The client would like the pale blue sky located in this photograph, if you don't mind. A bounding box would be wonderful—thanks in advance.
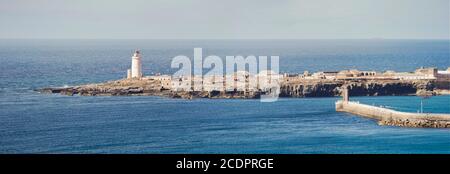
[0,0,448,39]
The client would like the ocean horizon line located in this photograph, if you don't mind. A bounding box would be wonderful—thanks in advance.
[0,38,448,41]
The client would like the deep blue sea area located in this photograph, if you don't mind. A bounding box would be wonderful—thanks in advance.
[0,39,449,153]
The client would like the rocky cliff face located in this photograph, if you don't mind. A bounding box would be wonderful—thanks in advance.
[280,80,434,97]
[346,81,415,96]
[280,82,342,97]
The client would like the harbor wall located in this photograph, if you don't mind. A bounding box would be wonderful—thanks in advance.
[336,101,450,128]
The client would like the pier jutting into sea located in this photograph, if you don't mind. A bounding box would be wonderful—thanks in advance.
[336,88,450,128]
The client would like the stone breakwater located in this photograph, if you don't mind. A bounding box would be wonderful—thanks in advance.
[336,101,450,128]
[38,78,437,99]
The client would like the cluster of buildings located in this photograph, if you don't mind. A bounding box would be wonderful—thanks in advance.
[124,50,280,92]
[283,67,450,82]
[149,71,281,92]
[125,50,450,91]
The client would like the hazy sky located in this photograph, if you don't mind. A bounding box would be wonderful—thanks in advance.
[0,0,448,39]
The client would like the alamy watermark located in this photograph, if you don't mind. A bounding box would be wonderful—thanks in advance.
[171,48,280,102]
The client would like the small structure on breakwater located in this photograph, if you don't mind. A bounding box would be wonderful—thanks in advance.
[335,88,450,128]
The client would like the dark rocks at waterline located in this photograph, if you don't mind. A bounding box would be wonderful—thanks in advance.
[169,90,263,99]
[378,119,450,128]
[37,86,263,99]
[346,82,417,96]
[280,82,342,97]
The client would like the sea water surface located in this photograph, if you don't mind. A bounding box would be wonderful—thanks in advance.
[0,39,449,153]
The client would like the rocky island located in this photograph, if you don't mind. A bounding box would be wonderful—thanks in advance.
[38,77,439,99]
[38,67,449,100]
[37,51,450,128]
[38,50,450,99]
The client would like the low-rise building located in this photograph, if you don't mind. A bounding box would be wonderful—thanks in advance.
[171,76,192,91]
[146,75,172,89]
[312,71,338,80]
[336,70,376,80]
[203,75,225,92]
[436,67,450,89]
[436,67,450,81]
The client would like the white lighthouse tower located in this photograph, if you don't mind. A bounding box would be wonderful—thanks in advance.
[127,50,143,79]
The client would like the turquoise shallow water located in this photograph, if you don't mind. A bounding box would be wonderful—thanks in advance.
[0,39,449,153]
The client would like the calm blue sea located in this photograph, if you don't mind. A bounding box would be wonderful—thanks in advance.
[0,39,449,153]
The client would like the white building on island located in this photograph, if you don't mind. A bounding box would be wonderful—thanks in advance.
[127,50,143,79]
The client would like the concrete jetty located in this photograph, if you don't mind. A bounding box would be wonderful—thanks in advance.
[335,88,450,128]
